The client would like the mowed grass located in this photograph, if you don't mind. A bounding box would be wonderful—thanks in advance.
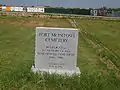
[0,16,120,90]
[76,19,120,57]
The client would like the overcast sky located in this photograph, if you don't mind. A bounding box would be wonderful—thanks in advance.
[0,0,120,8]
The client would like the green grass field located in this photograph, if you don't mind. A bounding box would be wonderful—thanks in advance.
[0,16,120,90]
[76,19,120,57]
[75,19,120,70]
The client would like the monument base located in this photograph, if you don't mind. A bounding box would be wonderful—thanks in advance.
[31,65,81,76]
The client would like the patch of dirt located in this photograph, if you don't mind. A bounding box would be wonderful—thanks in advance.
[0,19,45,27]
[22,20,45,27]
[0,20,4,24]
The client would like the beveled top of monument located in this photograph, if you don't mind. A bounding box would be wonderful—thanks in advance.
[36,27,78,31]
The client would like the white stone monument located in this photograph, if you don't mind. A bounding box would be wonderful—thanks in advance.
[32,27,80,75]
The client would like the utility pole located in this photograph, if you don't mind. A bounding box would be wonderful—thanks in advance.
[36,0,38,6]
